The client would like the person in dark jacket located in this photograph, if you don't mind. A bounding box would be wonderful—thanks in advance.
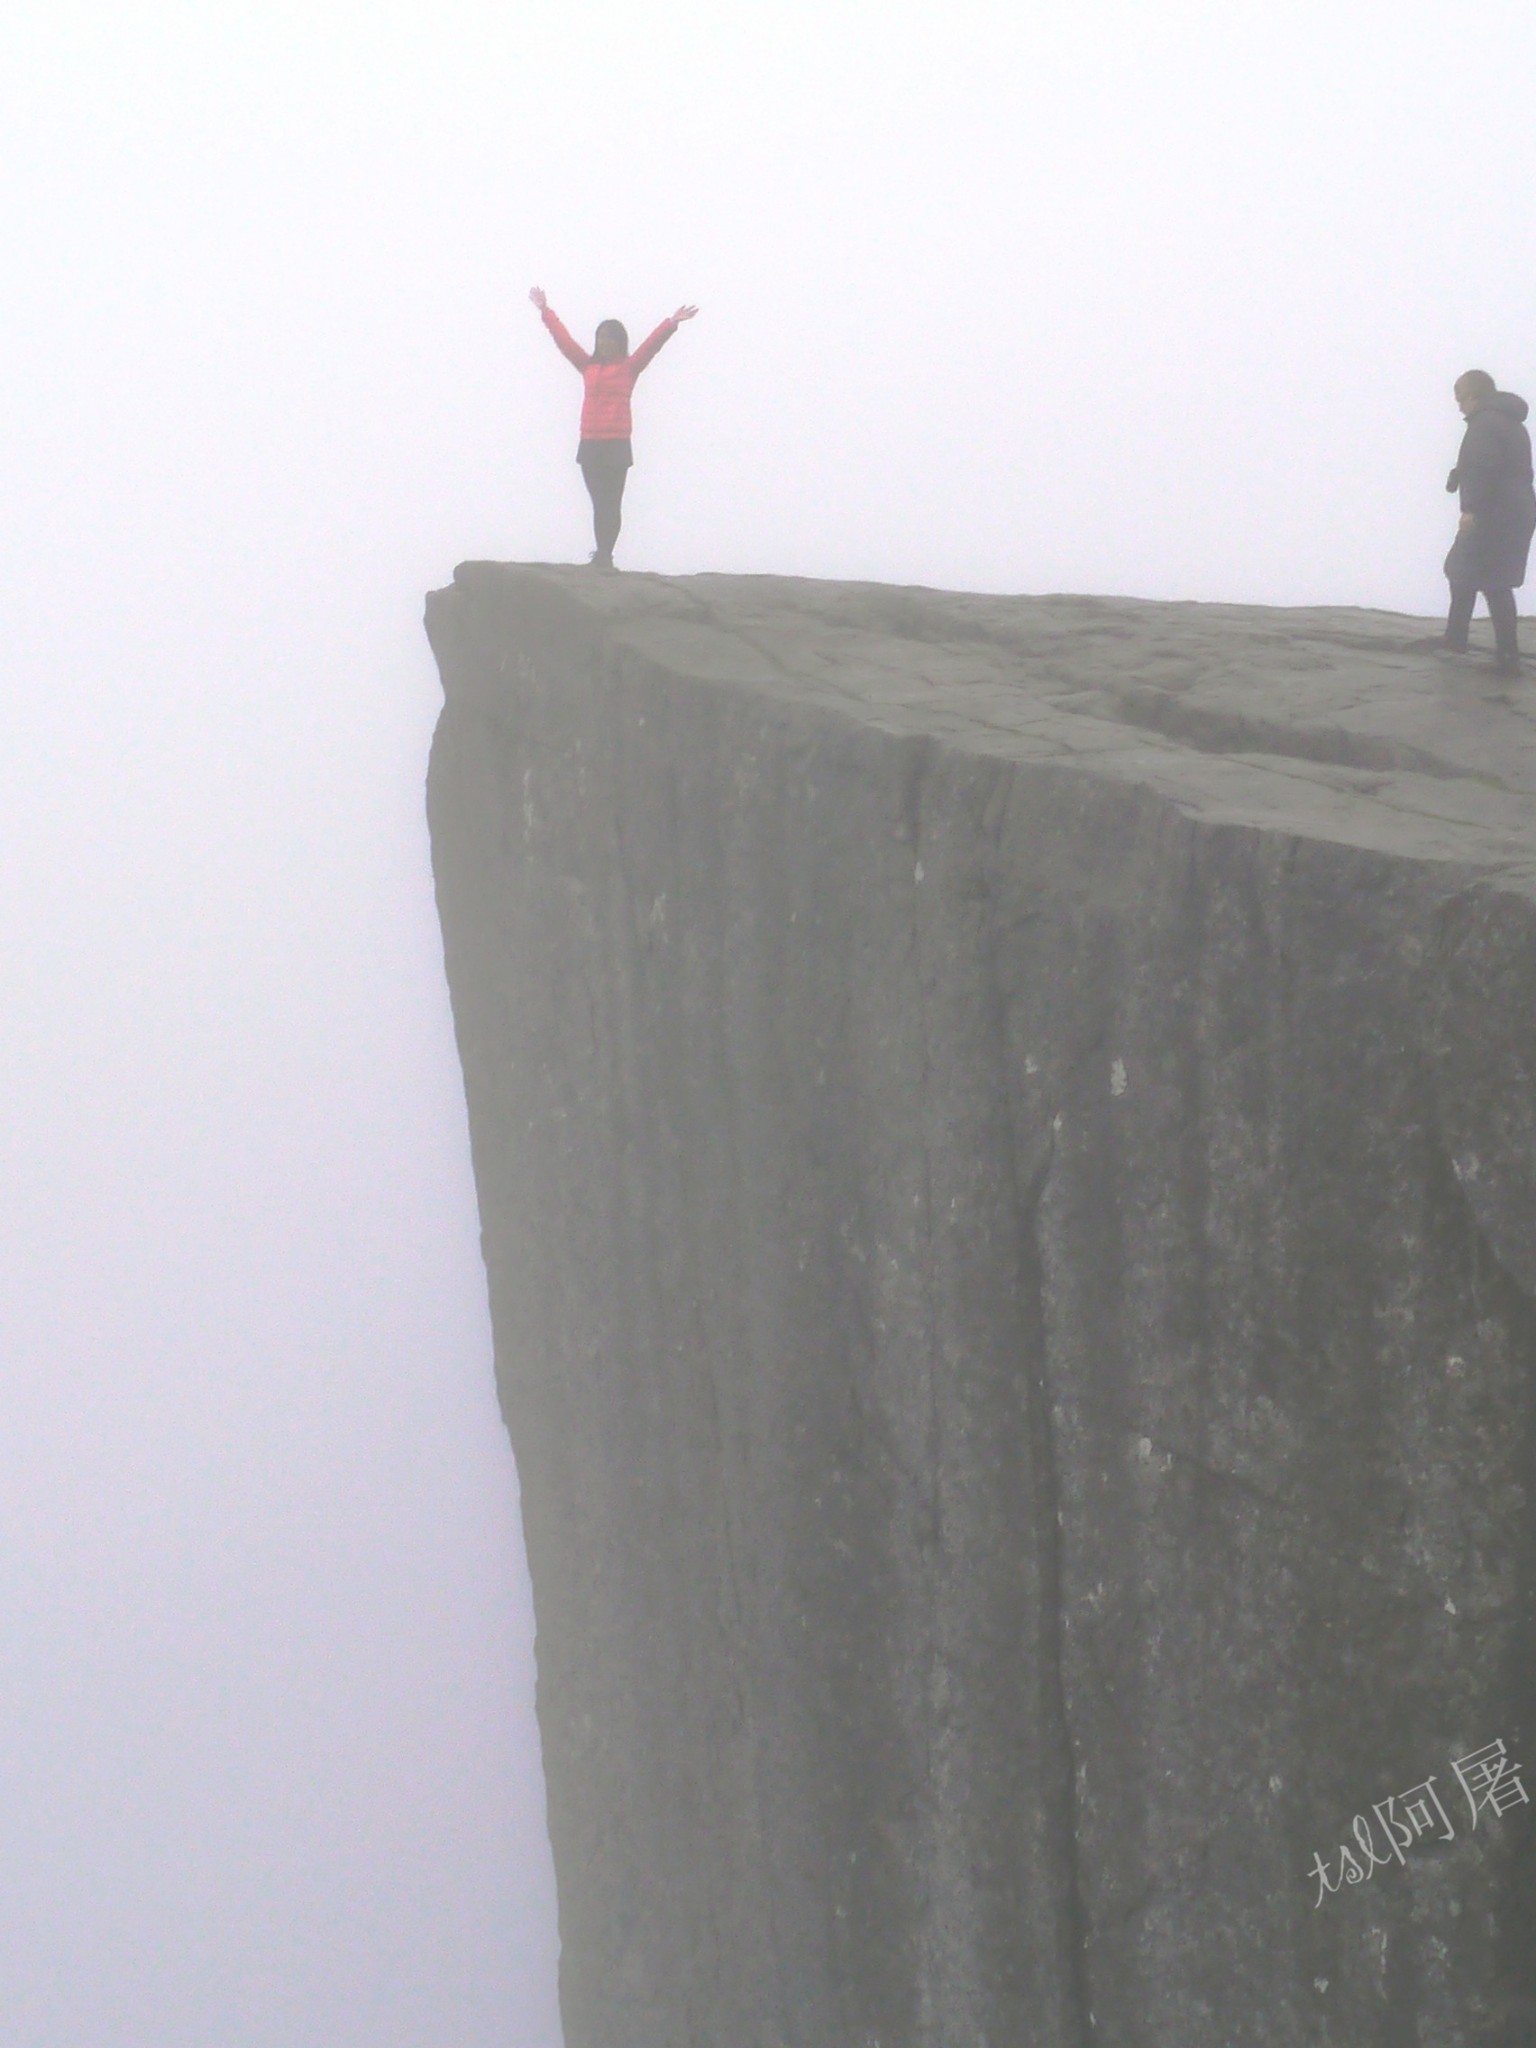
[529,287,698,569]
[1434,370,1536,677]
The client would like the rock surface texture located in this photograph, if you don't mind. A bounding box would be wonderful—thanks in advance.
[426,565,1536,2048]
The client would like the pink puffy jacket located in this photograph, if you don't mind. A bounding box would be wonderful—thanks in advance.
[540,307,678,440]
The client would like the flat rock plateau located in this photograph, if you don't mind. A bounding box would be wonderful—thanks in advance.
[426,565,1536,2048]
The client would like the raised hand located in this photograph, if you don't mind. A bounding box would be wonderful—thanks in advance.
[529,286,548,310]
[672,304,699,323]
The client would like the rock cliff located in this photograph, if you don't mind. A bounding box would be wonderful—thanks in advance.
[426,565,1536,2048]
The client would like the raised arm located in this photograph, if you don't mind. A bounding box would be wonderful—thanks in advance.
[529,286,590,370]
[627,303,699,377]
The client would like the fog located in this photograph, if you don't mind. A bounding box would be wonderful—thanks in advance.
[2,3,1532,2043]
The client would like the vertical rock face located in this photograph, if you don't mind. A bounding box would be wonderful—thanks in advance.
[426,564,1536,2048]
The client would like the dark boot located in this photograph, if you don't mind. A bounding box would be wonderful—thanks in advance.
[1443,584,1476,653]
[1487,587,1520,673]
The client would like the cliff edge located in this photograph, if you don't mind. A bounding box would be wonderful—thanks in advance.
[426,565,1536,2048]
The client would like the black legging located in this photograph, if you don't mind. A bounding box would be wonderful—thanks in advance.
[1447,582,1519,663]
[580,462,627,561]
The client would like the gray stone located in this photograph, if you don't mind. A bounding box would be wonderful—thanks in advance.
[426,565,1536,2048]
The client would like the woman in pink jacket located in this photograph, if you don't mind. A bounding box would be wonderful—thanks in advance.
[529,287,699,569]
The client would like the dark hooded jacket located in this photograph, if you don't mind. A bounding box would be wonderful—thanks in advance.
[1444,390,1536,589]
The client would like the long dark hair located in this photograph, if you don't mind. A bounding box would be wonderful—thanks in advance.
[595,318,629,355]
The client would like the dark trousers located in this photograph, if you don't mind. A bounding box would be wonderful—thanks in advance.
[1446,582,1519,663]
[577,441,631,562]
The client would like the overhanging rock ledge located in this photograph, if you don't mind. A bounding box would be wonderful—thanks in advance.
[426,563,1536,2048]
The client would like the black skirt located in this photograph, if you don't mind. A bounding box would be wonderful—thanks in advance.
[576,437,633,473]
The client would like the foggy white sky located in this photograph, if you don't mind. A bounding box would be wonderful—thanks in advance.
[3,4,1533,2043]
